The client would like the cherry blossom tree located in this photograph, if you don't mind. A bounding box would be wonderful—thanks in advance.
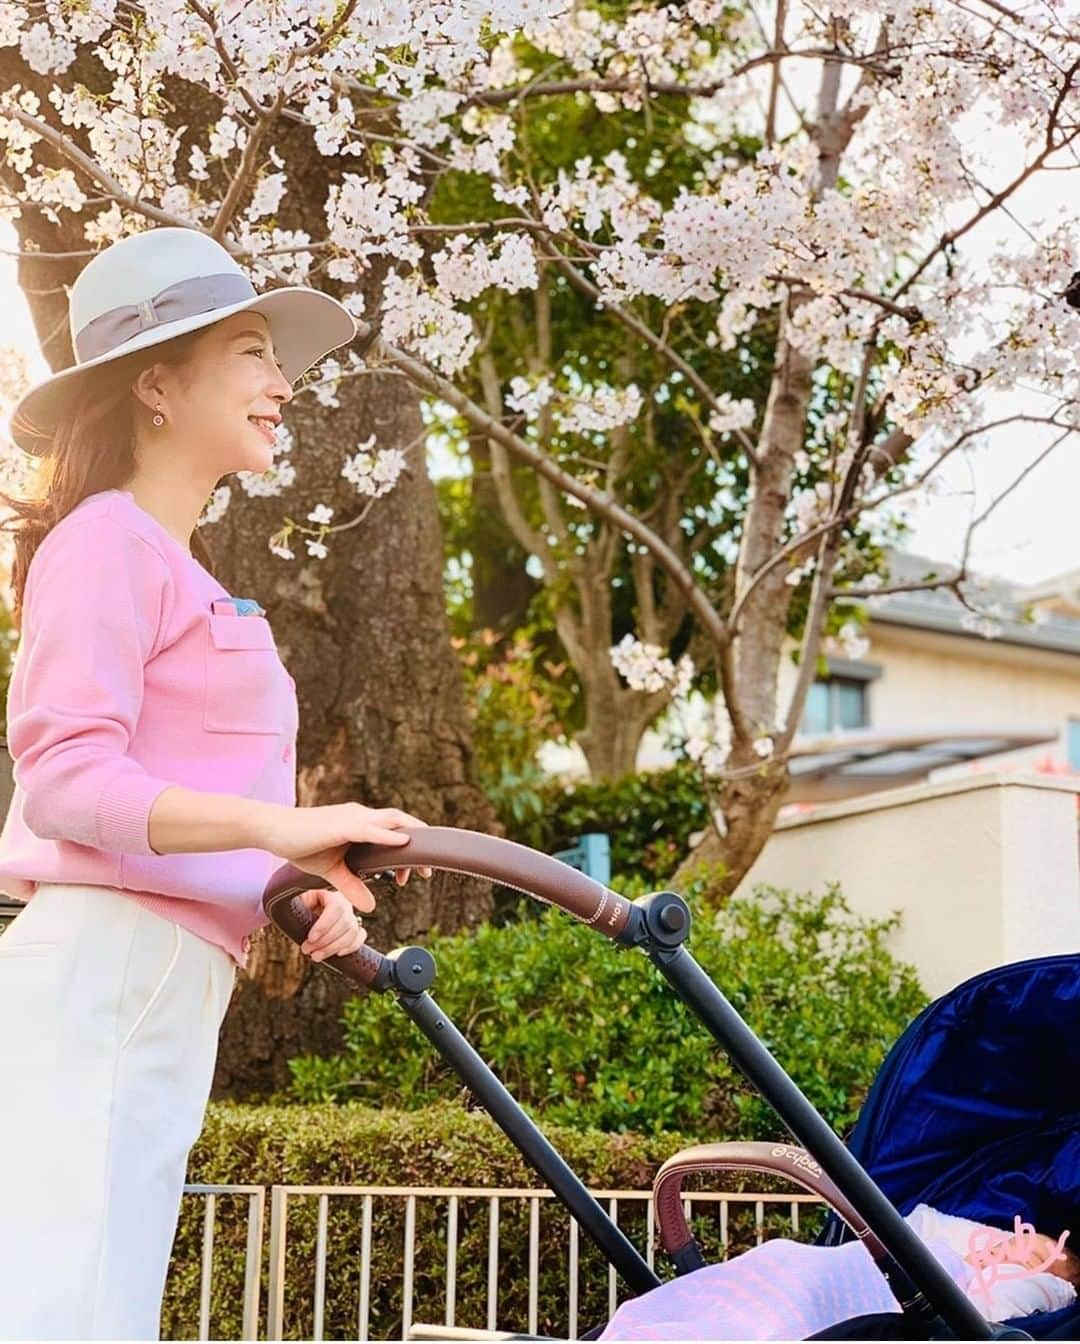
[1,0,1077,916]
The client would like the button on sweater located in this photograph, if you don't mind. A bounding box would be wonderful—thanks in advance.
[0,489,299,967]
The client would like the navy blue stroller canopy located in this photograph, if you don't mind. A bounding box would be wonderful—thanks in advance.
[819,953,1080,1339]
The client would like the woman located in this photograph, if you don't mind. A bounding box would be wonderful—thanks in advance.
[0,226,432,1340]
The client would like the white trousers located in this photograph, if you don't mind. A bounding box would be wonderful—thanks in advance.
[0,883,235,1341]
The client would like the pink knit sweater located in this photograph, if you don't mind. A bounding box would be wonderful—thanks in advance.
[0,489,299,967]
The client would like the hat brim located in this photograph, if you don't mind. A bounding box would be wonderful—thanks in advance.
[7,286,357,456]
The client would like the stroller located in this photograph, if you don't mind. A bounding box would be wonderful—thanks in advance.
[264,827,1075,1341]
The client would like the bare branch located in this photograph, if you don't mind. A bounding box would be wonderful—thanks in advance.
[832,427,1071,607]
[529,276,572,548]
[476,346,552,570]
[765,0,788,146]
[729,412,1076,630]
[780,528,838,743]
[960,426,1072,570]
[834,574,963,600]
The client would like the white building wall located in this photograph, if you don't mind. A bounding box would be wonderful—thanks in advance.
[733,773,1080,997]
[577,621,1080,778]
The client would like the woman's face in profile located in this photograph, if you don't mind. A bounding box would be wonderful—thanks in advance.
[156,311,294,478]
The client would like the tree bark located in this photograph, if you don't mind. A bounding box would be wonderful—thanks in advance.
[1,50,499,1098]
[674,757,788,899]
[573,685,658,778]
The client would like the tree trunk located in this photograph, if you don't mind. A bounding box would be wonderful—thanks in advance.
[1,51,499,1098]
[674,757,789,898]
[573,672,663,778]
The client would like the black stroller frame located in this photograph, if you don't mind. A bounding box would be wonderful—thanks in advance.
[264,827,1030,1342]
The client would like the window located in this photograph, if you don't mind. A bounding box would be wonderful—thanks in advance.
[802,677,868,734]
[1068,719,1080,771]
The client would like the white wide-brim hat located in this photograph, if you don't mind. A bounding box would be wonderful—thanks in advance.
[8,226,358,456]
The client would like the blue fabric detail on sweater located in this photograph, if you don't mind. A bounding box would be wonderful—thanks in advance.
[219,597,265,617]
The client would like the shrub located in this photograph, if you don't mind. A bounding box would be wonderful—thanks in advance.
[287,875,928,1139]
[453,627,576,826]
[166,1101,825,1341]
[508,759,712,884]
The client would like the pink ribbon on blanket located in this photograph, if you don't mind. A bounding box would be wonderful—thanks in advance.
[965,1216,1072,1309]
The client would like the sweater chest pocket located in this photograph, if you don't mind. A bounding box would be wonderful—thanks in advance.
[204,613,282,734]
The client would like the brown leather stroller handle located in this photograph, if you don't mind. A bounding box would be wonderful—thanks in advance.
[263,873,389,987]
[653,1141,887,1263]
[351,827,632,934]
[262,827,633,984]
[264,826,632,941]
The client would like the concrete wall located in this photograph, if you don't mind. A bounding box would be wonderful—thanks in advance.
[734,772,1080,998]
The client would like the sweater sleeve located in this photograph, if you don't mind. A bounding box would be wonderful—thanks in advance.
[8,518,179,855]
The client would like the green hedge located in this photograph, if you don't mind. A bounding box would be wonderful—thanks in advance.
[288,877,928,1137]
[166,1102,828,1340]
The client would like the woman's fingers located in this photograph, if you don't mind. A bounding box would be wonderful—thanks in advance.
[380,809,429,829]
[368,824,413,842]
[296,889,369,961]
[302,895,349,950]
[343,875,376,914]
[309,916,368,961]
[321,859,377,914]
[393,866,435,885]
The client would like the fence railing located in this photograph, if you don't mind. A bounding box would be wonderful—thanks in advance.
[180,1184,266,1340]
[177,1182,824,1341]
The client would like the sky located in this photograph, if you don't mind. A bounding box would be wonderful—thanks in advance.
[2,53,1077,589]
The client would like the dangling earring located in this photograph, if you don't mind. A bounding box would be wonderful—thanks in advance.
[152,409,165,427]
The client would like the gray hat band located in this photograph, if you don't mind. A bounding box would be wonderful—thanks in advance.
[73,271,256,363]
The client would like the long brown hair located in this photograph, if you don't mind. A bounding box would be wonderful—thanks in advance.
[1,329,217,631]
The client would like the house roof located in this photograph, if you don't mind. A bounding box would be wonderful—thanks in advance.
[786,724,1061,804]
[862,553,1080,657]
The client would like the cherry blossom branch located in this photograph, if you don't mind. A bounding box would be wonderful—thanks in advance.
[536,237,761,465]
[462,46,909,108]
[770,274,922,322]
[0,105,194,231]
[353,318,731,650]
[890,61,1080,305]
[300,0,360,62]
[184,0,266,121]
[210,90,285,240]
